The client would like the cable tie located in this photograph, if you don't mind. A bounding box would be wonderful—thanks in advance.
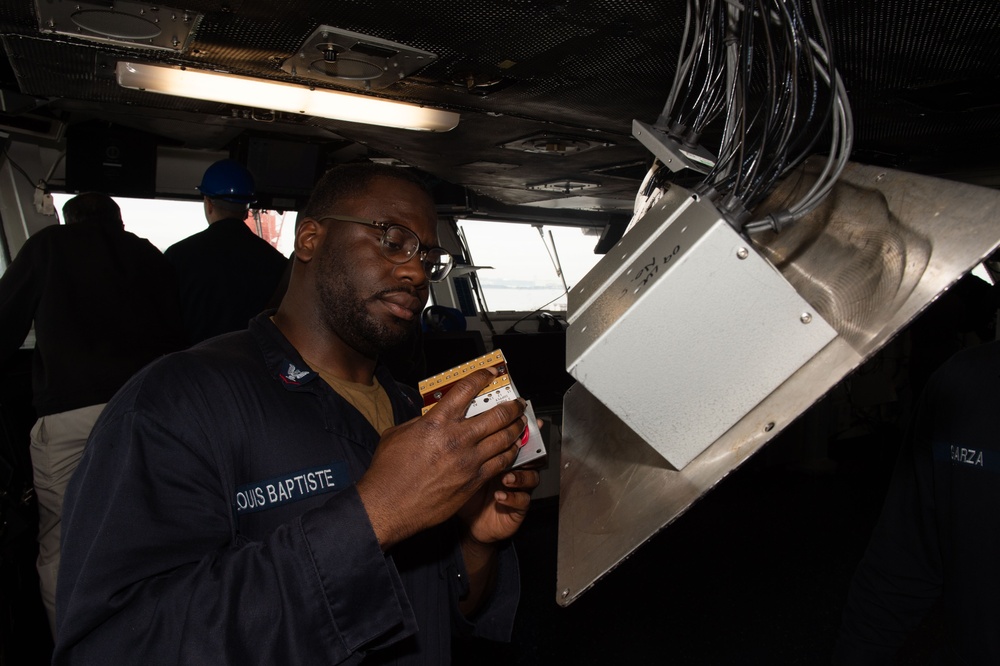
[668,122,689,140]
[767,210,795,233]
[682,130,702,149]
[721,196,750,229]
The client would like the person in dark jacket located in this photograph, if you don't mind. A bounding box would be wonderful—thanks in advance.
[164,158,289,345]
[0,192,187,635]
[55,163,538,664]
[834,339,1000,664]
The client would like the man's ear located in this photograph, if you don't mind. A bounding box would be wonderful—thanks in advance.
[294,218,325,263]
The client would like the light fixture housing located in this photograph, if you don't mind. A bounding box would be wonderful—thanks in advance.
[115,61,460,132]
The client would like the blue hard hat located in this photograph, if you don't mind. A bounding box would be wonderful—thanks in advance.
[197,159,256,203]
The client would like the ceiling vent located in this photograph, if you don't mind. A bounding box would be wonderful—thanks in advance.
[501,133,614,156]
[282,26,437,91]
[34,0,202,52]
[527,179,600,193]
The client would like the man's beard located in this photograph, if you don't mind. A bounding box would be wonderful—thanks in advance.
[315,244,419,358]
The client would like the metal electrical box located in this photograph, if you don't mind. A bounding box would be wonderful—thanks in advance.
[566,186,837,469]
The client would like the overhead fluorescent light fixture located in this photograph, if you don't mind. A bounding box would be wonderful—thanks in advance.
[115,61,459,132]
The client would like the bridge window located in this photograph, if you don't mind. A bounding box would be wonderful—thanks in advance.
[455,219,603,313]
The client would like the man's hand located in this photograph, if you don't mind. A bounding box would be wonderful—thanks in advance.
[457,467,540,546]
[455,465,540,615]
[355,368,528,550]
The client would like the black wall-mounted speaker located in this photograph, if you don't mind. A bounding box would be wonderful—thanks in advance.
[65,122,157,198]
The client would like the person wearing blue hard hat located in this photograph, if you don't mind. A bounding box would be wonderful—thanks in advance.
[165,158,289,345]
[196,158,257,204]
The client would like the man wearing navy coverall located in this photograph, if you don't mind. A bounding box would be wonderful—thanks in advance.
[53,163,538,664]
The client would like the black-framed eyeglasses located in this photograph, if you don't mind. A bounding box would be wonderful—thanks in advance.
[317,214,454,282]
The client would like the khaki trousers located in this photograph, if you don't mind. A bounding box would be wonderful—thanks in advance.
[29,403,105,638]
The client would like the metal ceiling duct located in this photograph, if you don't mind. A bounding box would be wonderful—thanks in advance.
[33,0,202,52]
[556,159,1000,606]
[281,25,438,91]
